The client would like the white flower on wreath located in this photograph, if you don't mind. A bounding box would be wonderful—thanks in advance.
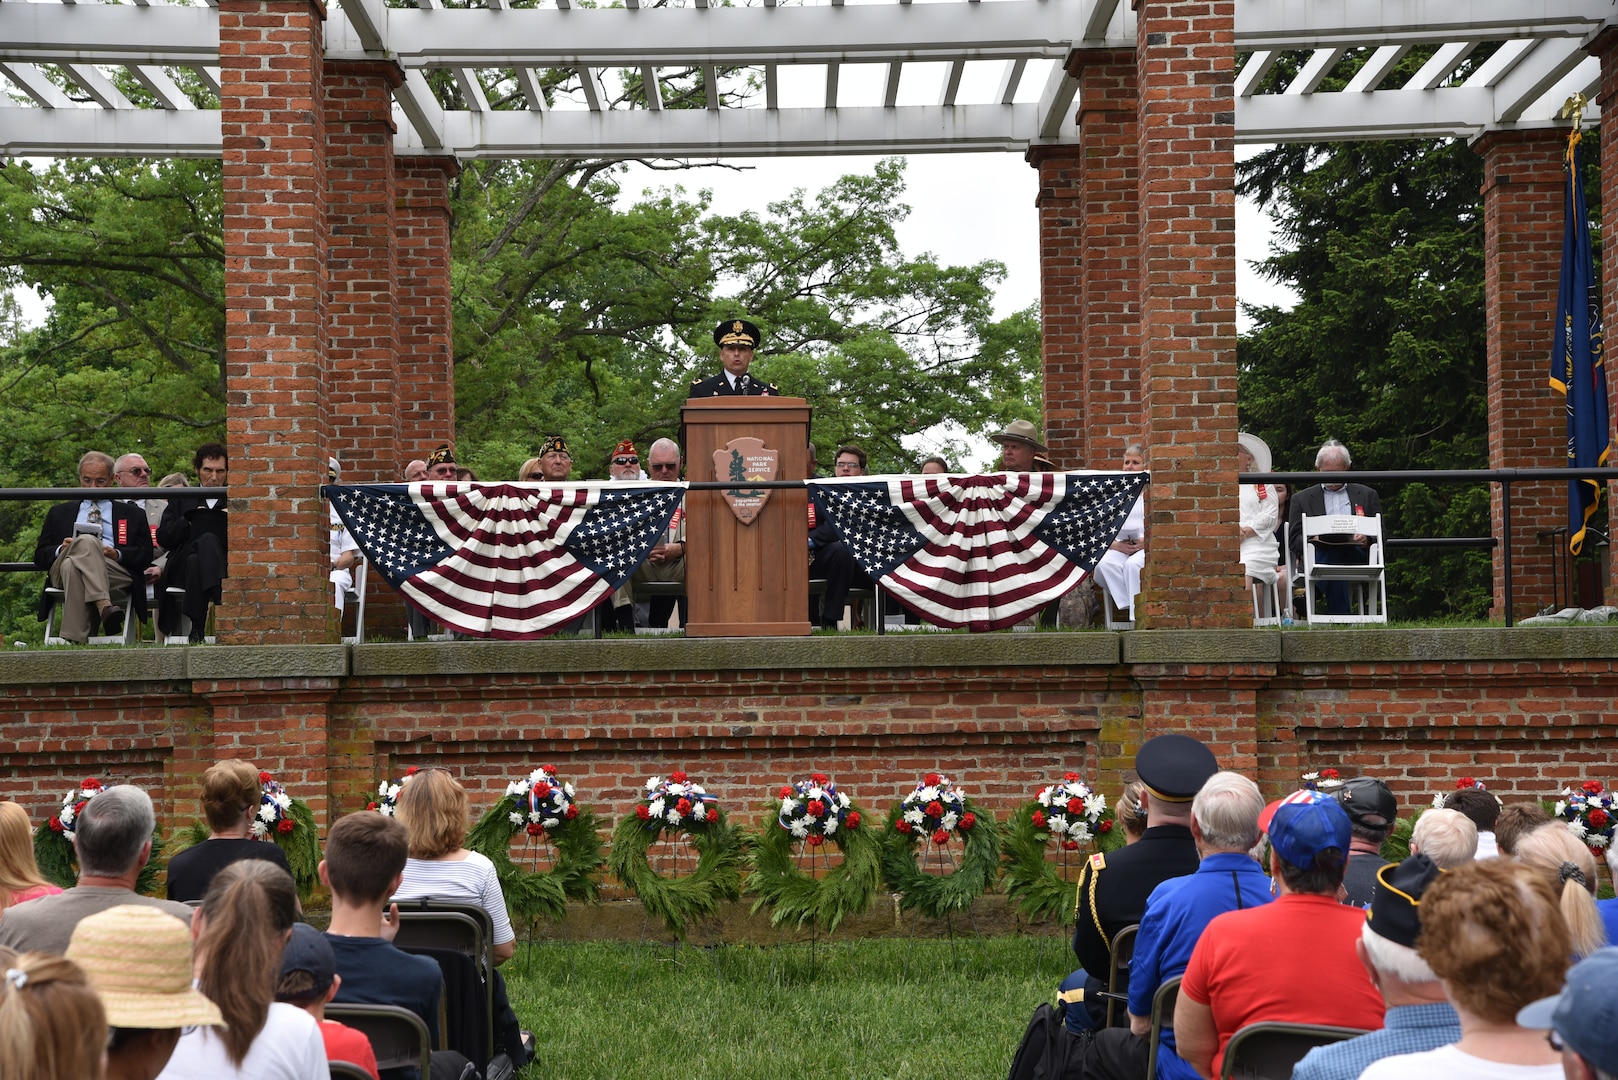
[665,809,681,825]
[824,816,838,836]
[1569,819,1590,841]
[807,786,825,802]
[904,808,925,825]
[1084,793,1106,816]
[918,786,939,802]
[506,781,525,797]
[544,817,560,829]
[941,811,959,831]
[1036,786,1054,808]
[837,792,851,809]
[528,810,544,824]
[508,811,524,826]
[781,798,798,816]
[690,803,707,822]
[649,797,665,817]
[564,782,575,797]
[257,803,278,823]
[790,820,809,838]
[1047,812,1067,832]
[646,777,660,792]
[1554,801,1569,817]
[249,821,268,839]
[1070,822,1092,844]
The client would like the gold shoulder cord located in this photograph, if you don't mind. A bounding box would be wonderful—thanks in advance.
[1071,861,1111,952]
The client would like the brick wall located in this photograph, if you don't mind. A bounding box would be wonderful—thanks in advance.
[396,157,460,458]
[1031,145,1085,466]
[1133,0,1245,628]
[1477,130,1577,618]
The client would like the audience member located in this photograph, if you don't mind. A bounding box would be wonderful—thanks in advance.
[629,438,687,629]
[1359,859,1570,1080]
[1517,947,1618,1080]
[517,457,544,481]
[0,802,61,910]
[534,436,572,481]
[67,904,224,1080]
[157,860,324,1080]
[321,812,453,1080]
[114,453,165,593]
[404,449,457,640]
[600,439,649,630]
[275,923,379,1080]
[328,458,361,614]
[1445,787,1501,858]
[1337,776,1396,906]
[0,786,192,955]
[608,440,642,481]
[1288,438,1382,617]
[0,946,106,1080]
[1080,771,1271,1080]
[1063,734,1218,1031]
[391,768,532,1067]
[423,445,457,482]
[1175,791,1384,1079]
[992,419,1046,473]
[1115,780,1149,845]
[690,318,778,396]
[455,466,477,482]
[1496,803,1553,857]
[1408,808,1478,867]
[31,450,154,643]
[809,446,870,630]
[157,442,229,643]
[919,456,949,474]
[1514,824,1607,959]
[1293,855,1460,1080]
[1602,848,1618,950]
[165,760,293,903]
[1237,433,1281,612]
[403,460,428,483]
[1096,442,1147,621]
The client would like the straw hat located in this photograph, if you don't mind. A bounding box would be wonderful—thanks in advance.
[65,905,224,1030]
[1237,432,1272,475]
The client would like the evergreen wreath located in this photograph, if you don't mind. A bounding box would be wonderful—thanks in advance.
[880,773,1001,920]
[746,773,882,932]
[1001,773,1124,921]
[171,771,320,899]
[34,778,164,894]
[607,771,745,939]
[465,765,604,923]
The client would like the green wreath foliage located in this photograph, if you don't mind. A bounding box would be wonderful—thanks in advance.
[466,797,605,924]
[34,821,164,896]
[745,806,882,932]
[607,811,746,939]
[1000,801,1125,922]
[879,799,1001,920]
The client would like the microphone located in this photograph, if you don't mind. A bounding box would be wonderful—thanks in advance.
[739,374,753,395]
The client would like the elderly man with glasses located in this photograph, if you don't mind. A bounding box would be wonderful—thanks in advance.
[31,451,154,643]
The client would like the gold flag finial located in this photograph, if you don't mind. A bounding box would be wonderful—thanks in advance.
[1560,93,1589,129]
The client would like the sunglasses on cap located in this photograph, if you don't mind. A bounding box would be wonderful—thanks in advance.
[613,456,639,466]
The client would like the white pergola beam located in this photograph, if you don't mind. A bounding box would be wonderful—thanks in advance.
[1494,38,1590,120]
[0,63,77,108]
[1342,45,1410,94]
[62,63,134,110]
[128,62,195,109]
[1235,0,1606,50]
[1036,62,1078,138]
[0,3,216,65]
[1283,47,1346,95]
[0,104,219,155]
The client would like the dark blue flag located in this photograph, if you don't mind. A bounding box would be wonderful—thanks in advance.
[1553,130,1610,555]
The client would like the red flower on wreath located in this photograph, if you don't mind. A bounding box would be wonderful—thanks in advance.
[1320,768,1340,780]
[931,829,950,845]
[1585,780,1605,795]
[539,763,555,774]
[926,801,944,818]
[780,786,792,799]
[526,823,544,836]
[1591,809,1611,829]
[1099,819,1113,833]
[258,772,273,784]
[1062,839,1079,851]
[404,766,420,777]
[924,773,942,787]
[811,773,829,785]
[366,802,379,811]
[48,817,63,833]
[846,812,861,829]
[670,770,689,784]
[277,819,295,834]
[1067,797,1083,815]
[807,799,826,817]
[565,805,578,820]
[635,805,651,821]
[1032,810,1047,828]
[807,834,824,847]
[896,819,912,834]
[534,782,552,799]
[960,812,976,831]
[82,778,103,791]
[675,798,693,816]
[1063,772,1080,782]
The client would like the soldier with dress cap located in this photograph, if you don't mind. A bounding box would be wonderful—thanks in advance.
[1061,732,1220,1030]
[689,318,779,398]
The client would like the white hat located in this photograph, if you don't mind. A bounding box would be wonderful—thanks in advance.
[1237,432,1272,475]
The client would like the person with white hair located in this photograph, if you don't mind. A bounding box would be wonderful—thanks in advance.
[1237,433,1280,598]
[1409,808,1478,868]
[1286,438,1382,616]
[1095,442,1148,621]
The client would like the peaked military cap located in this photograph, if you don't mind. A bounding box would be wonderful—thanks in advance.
[1134,733,1219,803]
[714,318,761,349]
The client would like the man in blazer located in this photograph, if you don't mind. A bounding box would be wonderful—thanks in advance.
[688,318,780,398]
[1288,439,1381,615]
[157,442,229,642]
[32,451,154,643]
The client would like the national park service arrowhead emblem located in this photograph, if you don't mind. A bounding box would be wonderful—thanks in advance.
[713,437,778,525]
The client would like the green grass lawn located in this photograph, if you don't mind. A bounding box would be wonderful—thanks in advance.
[504,932,1069,1079]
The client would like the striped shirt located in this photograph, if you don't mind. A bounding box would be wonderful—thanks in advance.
[393,851,515,947]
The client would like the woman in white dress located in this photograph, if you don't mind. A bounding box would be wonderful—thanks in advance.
[1237,433,1280,617]
[1095,443,1147,619]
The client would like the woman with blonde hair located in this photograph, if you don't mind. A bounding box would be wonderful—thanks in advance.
[157,860,323,1080]
[517,457,543,482]
[0,946,106,1080]
[1114,780,1149,845]
[0,803,61,910]
[392,768,533,1066]
[1513,823,1607,959]
[165,760,291,902]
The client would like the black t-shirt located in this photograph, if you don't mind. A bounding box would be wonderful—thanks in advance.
[165,837,292,902]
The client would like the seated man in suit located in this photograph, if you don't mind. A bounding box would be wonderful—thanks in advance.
[157,442,228,643]
[32,451,154,643]
[689,318,779,397]
[1287,438,1381,616]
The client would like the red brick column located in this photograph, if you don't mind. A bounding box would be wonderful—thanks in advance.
[218,0,334,644]
[1592,27,1618,609]
[396,157,459,458]
[1477,129,1573,618]
[324,60,402,484]
[1029,145,1086,467]
[1133,0,1245,628]
[1074,48,1141,467]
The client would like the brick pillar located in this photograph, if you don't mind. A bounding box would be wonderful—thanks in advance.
[396,157,459,457]
[1478,130,1572,619]
[324,60,402,484]
[1133,0,1245,628]
[1592,27,1618,609]
[1029,145,1085,467]
[218,0,334,644]
[1075,48,1141,467]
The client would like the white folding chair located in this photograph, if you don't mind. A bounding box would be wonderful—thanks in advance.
[1249,569,1281,627]
[162,586,217,645]
[1300,513,1388,624]
[341,557,367,644]
[42,588,137,646]
[1100,583,1134,630]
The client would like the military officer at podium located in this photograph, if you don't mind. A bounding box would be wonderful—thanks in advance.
[689,318,779,398]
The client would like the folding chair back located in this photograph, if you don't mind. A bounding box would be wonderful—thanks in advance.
[342,557,367,644]
[1218,1021,1368,1080]
[42,588,137,646]
[324,1003,431,1080]
[388,900,497,1072]
[1144,975,1182,1080]
[329,1062,374,1080]
[1299,513,1388,624]
[1098,923,1139,1028]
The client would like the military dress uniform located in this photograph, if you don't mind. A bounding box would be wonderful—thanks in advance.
[688,318,779,398]
[1062,734,1219,1030]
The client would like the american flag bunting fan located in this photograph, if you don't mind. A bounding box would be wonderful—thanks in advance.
[324,482,685,639]
[807,472,1150,631]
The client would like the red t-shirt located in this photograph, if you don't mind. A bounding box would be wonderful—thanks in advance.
[1180,892,1385,1077]
[322,1018,380,1080]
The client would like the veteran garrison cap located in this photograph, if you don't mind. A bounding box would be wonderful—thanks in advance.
[1134,733,1218,804]
[540,435,570,457]
[1367,854,1443,949]
[427,443,455,467]
[714,318,761,349]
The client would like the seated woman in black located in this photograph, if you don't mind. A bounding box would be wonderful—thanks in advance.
[166,759,291,903]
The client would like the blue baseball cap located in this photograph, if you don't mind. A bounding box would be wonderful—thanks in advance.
[1261,789,1351,870]
[1518,948,1618,1074]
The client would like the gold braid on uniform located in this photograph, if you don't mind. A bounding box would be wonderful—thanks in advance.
[1086,859,1110,952]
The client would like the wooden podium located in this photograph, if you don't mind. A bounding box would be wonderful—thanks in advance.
[681,397,812,637]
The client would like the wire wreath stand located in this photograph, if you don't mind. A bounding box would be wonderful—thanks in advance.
[633,829,728,977]
[894,831,993,981]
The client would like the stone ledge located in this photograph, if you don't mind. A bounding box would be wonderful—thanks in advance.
[184,645,349,680]
[1121,630,1282,664]
[0,647,188,685]
[1279,625,1618,663]
[350,632,1122,677]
